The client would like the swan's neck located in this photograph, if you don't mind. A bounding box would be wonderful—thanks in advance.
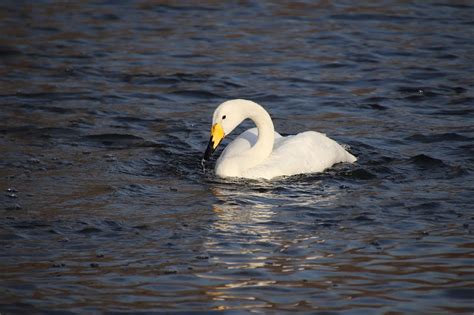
[242,101,275,169]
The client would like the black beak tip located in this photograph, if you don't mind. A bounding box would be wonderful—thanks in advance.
[203,138,215,161]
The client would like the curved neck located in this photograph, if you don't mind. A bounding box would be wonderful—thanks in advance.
[241,101,275,168]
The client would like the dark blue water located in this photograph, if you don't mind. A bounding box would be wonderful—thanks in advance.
[1,1,474,313]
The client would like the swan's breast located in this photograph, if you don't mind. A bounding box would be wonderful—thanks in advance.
[215,156,241,178]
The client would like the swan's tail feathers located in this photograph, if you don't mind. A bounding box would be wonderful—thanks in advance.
[346,152,357,163]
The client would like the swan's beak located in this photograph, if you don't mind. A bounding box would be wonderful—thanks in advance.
[203,123,225,161]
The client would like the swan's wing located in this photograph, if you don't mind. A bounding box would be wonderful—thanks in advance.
[246,131,356,179]
[218,128,282,160]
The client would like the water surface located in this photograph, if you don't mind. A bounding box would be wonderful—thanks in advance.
[1,1,474,313]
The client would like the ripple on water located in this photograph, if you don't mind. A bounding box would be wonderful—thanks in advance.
[1,0,474,313]
[406,133,472,143]
[80,133,160,149]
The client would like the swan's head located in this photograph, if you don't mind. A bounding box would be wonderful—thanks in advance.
[203,99,248,161]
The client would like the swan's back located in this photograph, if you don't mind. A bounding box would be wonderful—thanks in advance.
[242,131,356,179]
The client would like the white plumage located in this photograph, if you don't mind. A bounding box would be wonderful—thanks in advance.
[203,99,356,180]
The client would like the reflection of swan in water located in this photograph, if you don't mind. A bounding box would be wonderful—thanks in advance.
[203,180,344,256]
[198,181,349,307]
[208,184,278,243]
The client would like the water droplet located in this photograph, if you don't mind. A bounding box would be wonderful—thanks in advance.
[28,158,41,164]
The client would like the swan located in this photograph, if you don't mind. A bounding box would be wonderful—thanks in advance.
[202,99,357,180]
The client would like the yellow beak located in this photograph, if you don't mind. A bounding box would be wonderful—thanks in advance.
[210,123,225,149]
[203,123,225,160]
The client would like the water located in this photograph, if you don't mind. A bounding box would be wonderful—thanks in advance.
[1,1,473,313]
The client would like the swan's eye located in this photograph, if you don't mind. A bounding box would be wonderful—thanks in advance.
[222,115,226,120]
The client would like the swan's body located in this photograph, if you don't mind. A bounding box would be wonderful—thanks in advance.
[203,99,356,180]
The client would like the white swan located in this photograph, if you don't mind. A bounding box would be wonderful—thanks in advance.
[202,99,357,180]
